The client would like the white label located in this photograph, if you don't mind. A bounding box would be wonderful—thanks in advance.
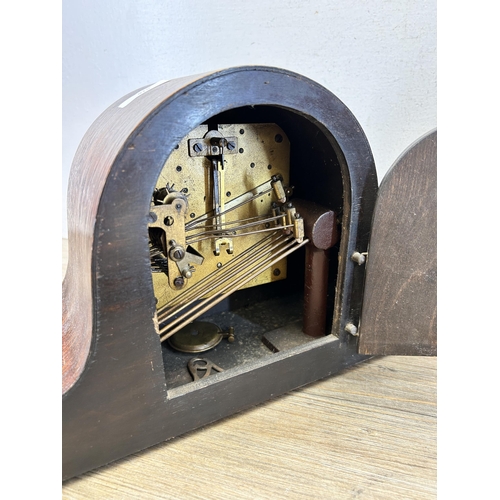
[118,79,169,108]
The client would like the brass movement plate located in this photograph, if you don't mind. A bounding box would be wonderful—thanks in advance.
[151,123,290,311]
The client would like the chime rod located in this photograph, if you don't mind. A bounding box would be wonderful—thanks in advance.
[159,238,309,341]
[159,237,293,327]
[186,215,282,242]
[158,234,290,323]
[186,213,280,232]
[156,231,280,315]
[184,186,273,229]
[186,224,293,245]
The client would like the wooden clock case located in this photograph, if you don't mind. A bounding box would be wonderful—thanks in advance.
[62,66,436,480]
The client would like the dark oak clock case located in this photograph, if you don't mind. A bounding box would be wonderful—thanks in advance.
[62,67,436,480]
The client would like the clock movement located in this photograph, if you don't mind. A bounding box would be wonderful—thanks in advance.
[62,66,436,480]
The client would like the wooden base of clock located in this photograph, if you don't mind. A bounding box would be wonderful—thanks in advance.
[62,67,379,480]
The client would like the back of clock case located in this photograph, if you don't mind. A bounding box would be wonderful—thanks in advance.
[358,130,437,356]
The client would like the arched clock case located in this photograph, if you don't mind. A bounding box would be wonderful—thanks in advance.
[62,66,436,480]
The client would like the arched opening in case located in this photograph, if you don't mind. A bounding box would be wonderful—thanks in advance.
[149,105,345,388]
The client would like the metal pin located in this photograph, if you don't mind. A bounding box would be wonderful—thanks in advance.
[351,252,367,265]
[345,323,359,336]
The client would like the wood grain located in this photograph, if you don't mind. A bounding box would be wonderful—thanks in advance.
[63,244,436,500]
[62,67,380,480]
[61,254,436,494]
[62,72,212,394]
[62,359,436,500]
[359,130,437,356]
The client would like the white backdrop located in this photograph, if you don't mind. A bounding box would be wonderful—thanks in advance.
[62,0,436,236]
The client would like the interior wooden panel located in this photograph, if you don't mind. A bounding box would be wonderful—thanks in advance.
[358,130,437,356]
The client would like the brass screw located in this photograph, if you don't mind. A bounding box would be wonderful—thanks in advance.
[173,276,185,289]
